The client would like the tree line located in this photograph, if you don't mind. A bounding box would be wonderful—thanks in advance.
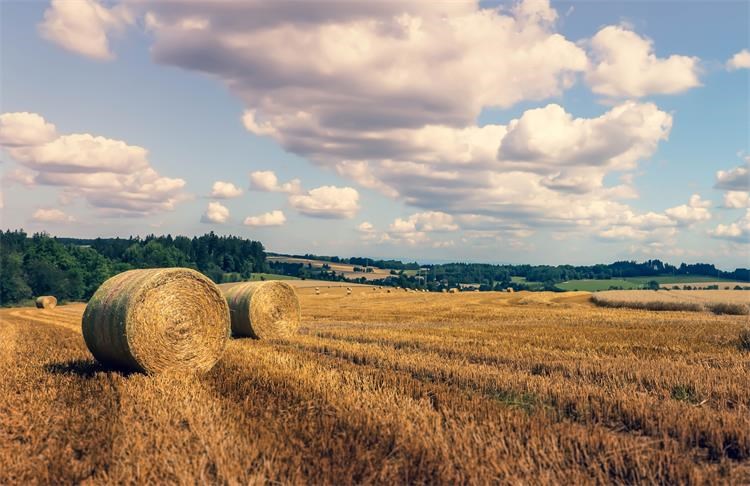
[1,230,267,305]
[269,254,750,291]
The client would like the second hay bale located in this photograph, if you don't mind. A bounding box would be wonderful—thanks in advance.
[221,281,301,339]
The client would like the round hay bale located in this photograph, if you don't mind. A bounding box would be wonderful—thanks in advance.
[35,296,57,309]
[82,268,230,374]
[221,281,300,339]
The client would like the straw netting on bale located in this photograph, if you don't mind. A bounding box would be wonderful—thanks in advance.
[35,296,57,309]
[220,281,301,339]
[82,268,230,374]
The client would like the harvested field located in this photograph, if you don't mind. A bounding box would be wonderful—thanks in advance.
[1,290,749,484]
[593,290,750,315]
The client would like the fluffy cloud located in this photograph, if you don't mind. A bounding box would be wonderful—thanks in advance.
[709,210,750,242]
[243,210,286,227]
[39,0,132,60]
[201,201,229,224]
[715,160,749,191]
[723,191,750,209]
[210,180,243,199]
[32,208,75,223]
[357,221,374,233]
[249,170,301,194]
[0,111,187,216]
[356,221,377,241]
[336,161,399,198]
[714,160,750,210]
[0,112,57,147]
[289,186,359,219]
[376,211,460,246]
[727,49,750,71]
[664,194,711,225]
[390,211,458,233]
[2,168,36,187]
[8,134,149,174]
[38,1,700,235]
[596,195,712,242]
[585,25,701,97]
[146,0,587,136]
[498,101,671,178]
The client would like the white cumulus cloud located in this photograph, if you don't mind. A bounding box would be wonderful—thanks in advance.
[715,160,749,191]
[39,0,132,60]
[727,49,750,71]
[249,170,302,194]
[586,25,701,97]
[723,191,750,209]
[201,201,229,224]
[210,180,243,199]
[32,208,75,223]
[243,210,286,227]
[664,194,712,225]
[289,186,359,219]
[0,111,187,217]
[709,210,750,242]
[0,112,57,147]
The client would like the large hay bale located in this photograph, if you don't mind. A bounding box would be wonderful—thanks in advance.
[82,268,230,374]
[221,281,300,339]
[35,296,57,309]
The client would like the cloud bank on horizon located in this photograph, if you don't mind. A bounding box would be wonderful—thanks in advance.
[1,0,748,265]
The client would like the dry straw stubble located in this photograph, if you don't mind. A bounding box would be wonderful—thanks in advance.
[221,281,301,339]
[82,268,230,374]
[35,296,57,309]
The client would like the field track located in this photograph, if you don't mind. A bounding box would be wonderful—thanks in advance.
[1,289,749,484]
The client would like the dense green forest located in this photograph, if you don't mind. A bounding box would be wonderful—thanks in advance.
[1,230,266,305]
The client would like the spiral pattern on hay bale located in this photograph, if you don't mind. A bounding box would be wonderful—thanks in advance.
[82,268,230,374]
[221,281,300,339]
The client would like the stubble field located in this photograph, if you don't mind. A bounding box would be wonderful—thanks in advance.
[1,288,749,484]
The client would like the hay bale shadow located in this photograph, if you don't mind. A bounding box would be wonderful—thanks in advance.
[45,359,137,378]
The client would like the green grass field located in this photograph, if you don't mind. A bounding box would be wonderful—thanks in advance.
[555,275,741,291]
[248,273,300,281]
[556,279,642,291]
[623,275,732,285]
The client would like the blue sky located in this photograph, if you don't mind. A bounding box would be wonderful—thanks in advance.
[1,0,748,268]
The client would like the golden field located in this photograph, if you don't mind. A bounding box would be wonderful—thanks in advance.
[1,288,749,484]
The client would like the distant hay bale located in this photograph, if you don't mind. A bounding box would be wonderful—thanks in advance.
[35,296,57,309]
[506,287,514,293]
[82,268,230,374]
[441,289,447,293]
[449,288,459,294]
[221,281,301,339]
